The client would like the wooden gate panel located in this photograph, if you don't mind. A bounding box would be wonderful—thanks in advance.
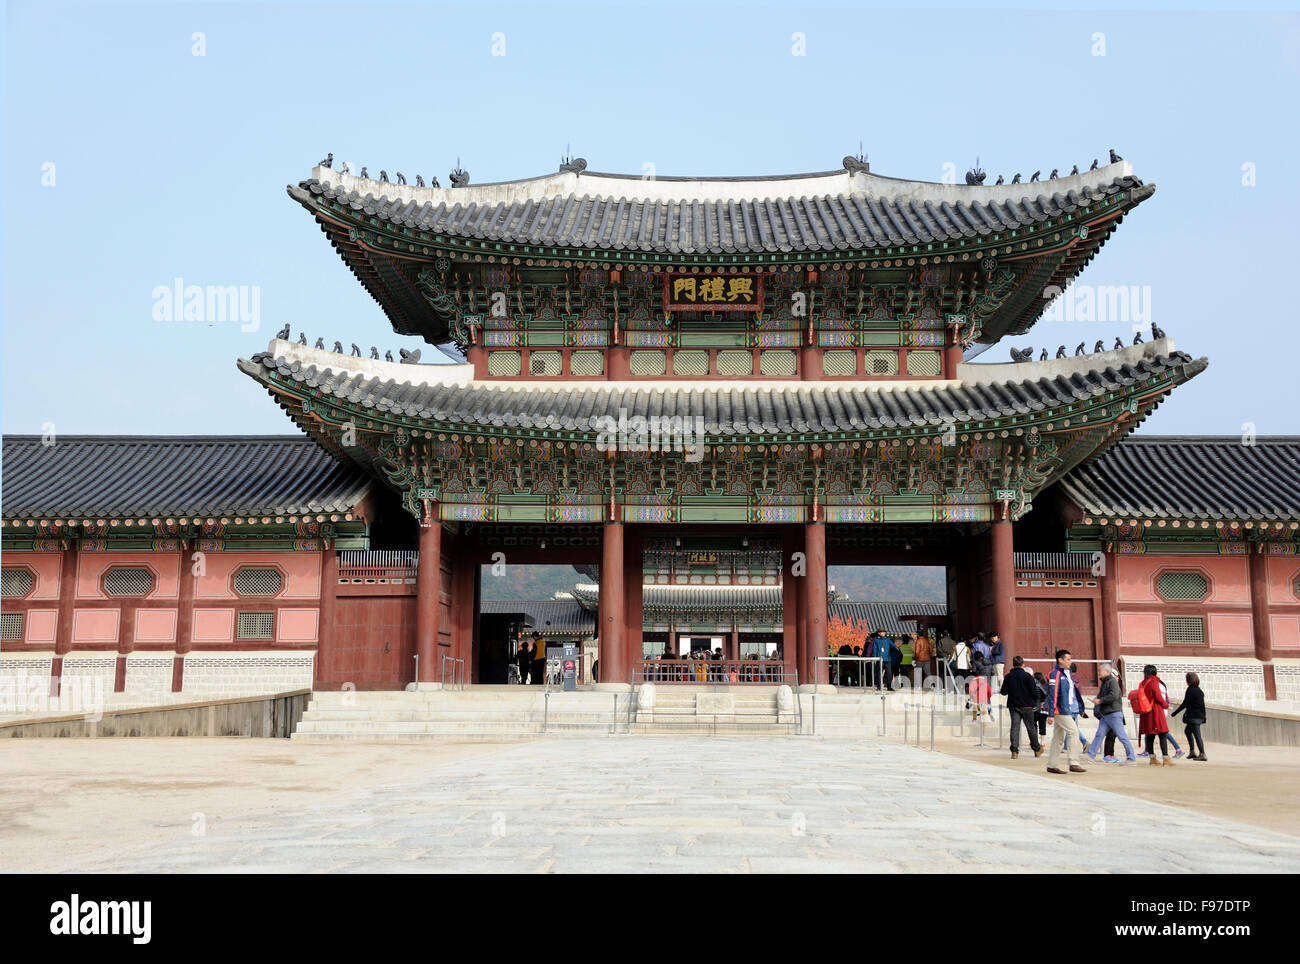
[317,595,417,690]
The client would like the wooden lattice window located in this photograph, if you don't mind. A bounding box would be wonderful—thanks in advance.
[906,351,942,377]
[629,350,666,376]
[1156,571,1209,601]
[672,350,708,376]
[528,351,562,376]
[487,351,522,376]
[102,567,155,597]
[234,568,283,597]
[713,350,751,376]
[759,350,797,376]
[1164,615,1206,646]
[570,350,604,376]
[2,568,34,598]
[236,612,275,639]
[0,612,23,640]
[864,350,900,376]
[823,350,856,376]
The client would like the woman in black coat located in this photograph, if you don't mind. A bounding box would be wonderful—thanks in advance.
[1171,672,1208,761]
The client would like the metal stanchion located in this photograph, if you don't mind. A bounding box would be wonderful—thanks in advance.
[930,698,935,751]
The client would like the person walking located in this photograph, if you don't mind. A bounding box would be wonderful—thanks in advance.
[1155,677,1187,760]
[1000,655,1043,759]
[1033,671,1050,738]
[1134,664,1174,766]
[1045,649,1087,774]
[1085,663,1136,763]
[972,633,991,664]
[531,633,547,686]
[988,632,1006,685]
[935,632,955,673]
[952,636,972,675]
[515,638,531,685]
[1171,672,1208,761]
[913,632,933,682]
[889,636,904,689]
[871,631,894,689]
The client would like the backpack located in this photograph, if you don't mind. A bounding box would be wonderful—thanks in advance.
[1129,685,1152,715]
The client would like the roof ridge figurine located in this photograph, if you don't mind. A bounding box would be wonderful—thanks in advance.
[449,158,470,188]
[318,152,332,169]
[399,347,422,365]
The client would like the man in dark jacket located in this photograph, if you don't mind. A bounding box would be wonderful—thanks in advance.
[1085,662,1136,763]
[999,655,1043,758]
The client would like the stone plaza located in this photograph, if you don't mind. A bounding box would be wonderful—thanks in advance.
[6,735,1297,874]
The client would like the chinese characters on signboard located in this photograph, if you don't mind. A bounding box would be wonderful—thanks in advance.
[664,273,763,312]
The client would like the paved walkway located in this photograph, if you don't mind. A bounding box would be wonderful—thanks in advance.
[67,737,1300,873]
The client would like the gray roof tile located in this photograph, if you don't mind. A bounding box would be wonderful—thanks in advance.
[1060,436,1300,522]
[1,436,371,519]
[239,351,1205,437]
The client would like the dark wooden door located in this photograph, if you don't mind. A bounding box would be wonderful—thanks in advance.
[318,596,418,690]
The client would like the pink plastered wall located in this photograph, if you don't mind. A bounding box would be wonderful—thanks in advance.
[194,552,321,600]
[75,552,181,599]
[1266,557,1300,606]
[1116,554,1250,604]
[3,553,66,599]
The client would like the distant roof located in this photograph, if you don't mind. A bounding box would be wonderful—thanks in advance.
[481,598,593,635]
[485,591,945,638]
[295,160,1148,257]
[830,600,949,635]
[1060,436,1300,523]
[240,339,1204,438]
[1,436,371,520]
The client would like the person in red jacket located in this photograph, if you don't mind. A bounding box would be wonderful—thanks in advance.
[1137,665,1174,766]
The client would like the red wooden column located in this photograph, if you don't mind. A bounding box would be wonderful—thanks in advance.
[52,544,79,698]
[599,517,626,683]
[622,524,644,676]
[317,545,339,689]
[943,322,963,379]
[1099,549,1120,669]
[467,345,487,379]
[452,533,477,678]
[174,546,197,692]
[804,520,828,684]
[607,347,630,380]
[1249,547,1277,701]
[416,505,442,684]
[989,515,1016,664]
[782,526,803,682]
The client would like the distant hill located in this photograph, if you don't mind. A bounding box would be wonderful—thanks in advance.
[479,565,587,601]
[829,566,946,603]
[480,564,946,604]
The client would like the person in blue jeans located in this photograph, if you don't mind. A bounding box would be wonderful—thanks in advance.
[1085,663,1136,763]
[1053,663,1091,751]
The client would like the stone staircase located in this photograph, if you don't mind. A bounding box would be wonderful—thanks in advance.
[290,684,993,742]
[633,684,799,735]
[293,687,634,742]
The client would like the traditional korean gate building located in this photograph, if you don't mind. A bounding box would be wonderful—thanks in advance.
[4,154,1298,711]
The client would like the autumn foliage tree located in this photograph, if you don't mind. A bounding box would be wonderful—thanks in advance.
[827,614,873,656]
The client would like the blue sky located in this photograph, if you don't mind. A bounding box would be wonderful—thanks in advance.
[4,2,1299,437]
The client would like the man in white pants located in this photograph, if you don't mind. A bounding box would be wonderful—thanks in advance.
[1045,649,1087,774]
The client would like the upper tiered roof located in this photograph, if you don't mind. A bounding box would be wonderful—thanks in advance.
[294,161,1146,257]
[291,155,1154,346]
